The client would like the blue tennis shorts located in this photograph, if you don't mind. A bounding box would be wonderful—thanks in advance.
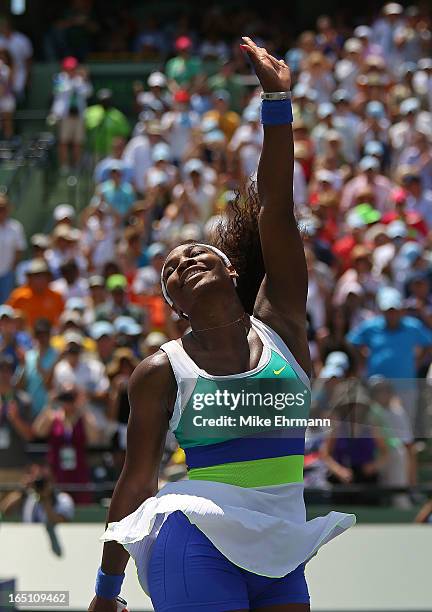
[147,511,310,612]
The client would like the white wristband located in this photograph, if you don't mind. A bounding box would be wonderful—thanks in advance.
[260,91,291,101]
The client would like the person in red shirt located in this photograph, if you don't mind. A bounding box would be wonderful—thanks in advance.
[8,259,64,328]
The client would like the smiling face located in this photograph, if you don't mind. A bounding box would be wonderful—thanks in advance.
[162,243,237,318]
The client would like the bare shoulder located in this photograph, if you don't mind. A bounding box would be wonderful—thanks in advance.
[129,349,176,395]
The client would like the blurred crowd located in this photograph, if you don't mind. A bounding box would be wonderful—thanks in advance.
[1,2,432,519]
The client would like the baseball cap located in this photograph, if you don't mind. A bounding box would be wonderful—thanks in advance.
[53,204,75,222]
[354,26,372,39]
[359,156,380,172]
[317,102,335,119]
[377,287,403,311]
[242,106,260,122]
[174,89,190,104]
[344,38,362,54]
[383,3,403,15]
[320,364,345,379]
[65,297,86,312]
[60,310,82,326]
[214,89,230,102]
[144,331,168,348]
[332,89,350,104]
[152,142,171,162]
[316,169,336,184]
[90,321,115,340]
[0,305,15,319]
[386,219,408,239]
[147,170,168,188]
[418,58,432,71]
[346,210,366,229]
[325,351,350,371]
[353,203,381,224]
[30,233,50,249]
[26,258,50,275]
[106,274,128,291]
[63,331,84,346]
[400,97,420,116]
[89,275,105,288]
[184,158,204,175]
[364,140,384,157]
[399,241,423,263]
[62,56,78,71]
[147,242,166,259]
[365,100,385,119]
[175,35,192,51]
[201,117,219,133]
[113,316,142,336]
[148,71,167,88]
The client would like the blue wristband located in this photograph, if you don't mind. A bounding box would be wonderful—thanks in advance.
[95,567,125,599]
[260,99,293,125]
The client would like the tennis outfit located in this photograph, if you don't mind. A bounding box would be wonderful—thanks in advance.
[102,316,356,610]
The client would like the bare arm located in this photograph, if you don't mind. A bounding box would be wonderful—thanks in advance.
[88,351,176,611]
[240,38,310,374]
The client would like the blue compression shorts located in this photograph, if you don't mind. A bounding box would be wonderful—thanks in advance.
[147,511,310,612]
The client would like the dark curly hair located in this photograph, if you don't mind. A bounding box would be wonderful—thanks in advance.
[211,180,265,315]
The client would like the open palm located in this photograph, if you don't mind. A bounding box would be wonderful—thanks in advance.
[240,36,291,93]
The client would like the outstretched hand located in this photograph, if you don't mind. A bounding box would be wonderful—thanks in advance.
[240,36,291,93]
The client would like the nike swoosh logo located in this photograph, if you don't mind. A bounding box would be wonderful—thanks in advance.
[273,366,286,376]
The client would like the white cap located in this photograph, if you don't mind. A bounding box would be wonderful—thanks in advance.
[383,2,403,15]
[148,71,167,88]
[344,38,362,53]
[53,204,75,222]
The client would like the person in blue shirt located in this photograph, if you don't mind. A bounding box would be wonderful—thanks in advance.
[348,286,432,433]
[17,318,59,417]
[99,164,136,219]
[0,305,32,372]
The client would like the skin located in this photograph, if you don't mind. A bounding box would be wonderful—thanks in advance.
[89,38,310,612]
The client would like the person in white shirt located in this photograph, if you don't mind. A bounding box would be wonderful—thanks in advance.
[229,106,263,181]
[181,159,216,223]
[161,90,200,163]
[0,16,33,99]
[0,195,26,302]
[50,56,92,172]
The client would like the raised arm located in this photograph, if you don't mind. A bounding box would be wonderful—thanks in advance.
[88,351,176,612]
[241,38,309,372]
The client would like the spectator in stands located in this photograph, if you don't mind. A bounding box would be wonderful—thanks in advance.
[8,259,64,328]
[18,318,59,418]
[33,385,98,504]
[165,35,203,87]
[320,385,389,504]
[136,71,171,114]
[50,56,93,174]
[94,274,143,325]
[0,354,33,501]
[85,89,130,158]
[0,48,15,139]
[93,137,133,185]
[161,89,200,163]
[89,321,116,365]
[16,234,51,287]
[0,195,26,303]
[99,164,136,219]
[0,15,33,100]
[0,463,75,525]
[52,332,109,407]
[50,259,89,301]
[203,90,240,142]
[0,306,26,373]
[369,376,415,498]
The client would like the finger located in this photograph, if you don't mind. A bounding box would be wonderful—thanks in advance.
[241,36,260,51]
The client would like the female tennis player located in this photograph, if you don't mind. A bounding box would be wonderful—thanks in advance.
[89,37,355,612]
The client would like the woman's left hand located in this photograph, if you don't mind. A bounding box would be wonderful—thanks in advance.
[240,36,291,93]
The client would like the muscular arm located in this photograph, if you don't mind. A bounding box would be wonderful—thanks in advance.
[99,351,176,576]
[241,38,309,373]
